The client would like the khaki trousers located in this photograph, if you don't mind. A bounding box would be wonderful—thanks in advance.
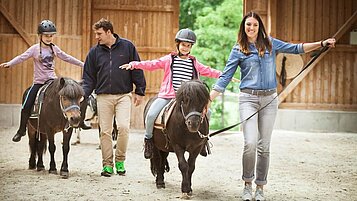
[97,93,132,167]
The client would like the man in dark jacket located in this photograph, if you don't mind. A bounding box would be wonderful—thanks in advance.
[82,18,146,177]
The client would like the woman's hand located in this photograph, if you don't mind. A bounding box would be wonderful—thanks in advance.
[231,77,240,83]
[321,38,336,48]
[119,64,133,70]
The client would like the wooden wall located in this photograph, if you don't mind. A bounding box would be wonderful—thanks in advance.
[0,0,179,128]
[244,0,357,111]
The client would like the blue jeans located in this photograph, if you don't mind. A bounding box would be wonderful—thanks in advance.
[239,92,278,186]
[144,97,172,139]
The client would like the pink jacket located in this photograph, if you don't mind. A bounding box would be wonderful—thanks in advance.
[130,52,221,99]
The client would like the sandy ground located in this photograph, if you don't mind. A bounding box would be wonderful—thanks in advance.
[0,127,356,201]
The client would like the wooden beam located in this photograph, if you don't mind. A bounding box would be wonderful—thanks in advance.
[0,3,33,46]
[93,4,175,12]
[278,10,357,104]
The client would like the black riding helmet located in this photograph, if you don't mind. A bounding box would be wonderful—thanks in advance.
[175,28,196,56]
[175,28,196,44]
[38,20,57,35]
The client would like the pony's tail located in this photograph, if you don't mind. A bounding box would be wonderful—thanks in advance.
[150,148,170,177]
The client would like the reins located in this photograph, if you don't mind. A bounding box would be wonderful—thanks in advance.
[209,45,330,137]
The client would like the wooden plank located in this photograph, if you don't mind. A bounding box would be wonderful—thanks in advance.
[353,53,357,104]
[0,3,33,46]
[82,0,92,61]
[137,46,172,53]
[278,10,357,104]
[279,102,357,111]
[267,0,277,36]
[292,0,300,41]
[93,4,175,12]
[330,53,337,103]
[344,53,351,104]
[336,52,344,104]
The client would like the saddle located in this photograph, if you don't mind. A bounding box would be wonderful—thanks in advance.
[29,80,53,119]
[153,100,176,130]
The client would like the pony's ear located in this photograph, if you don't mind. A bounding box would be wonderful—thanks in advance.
[60,77,66,88]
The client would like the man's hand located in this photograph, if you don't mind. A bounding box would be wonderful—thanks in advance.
[133,94,144,106]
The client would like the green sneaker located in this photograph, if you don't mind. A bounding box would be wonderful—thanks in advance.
[115,161,126,175]
[101,166,113,177]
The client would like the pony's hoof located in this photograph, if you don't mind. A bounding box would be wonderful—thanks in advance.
[156,183,165,189]
[28,165,36,170]
[60,171,69,179]
[181,193,191,199]
[49,169,58,174]
[37,166,45,171]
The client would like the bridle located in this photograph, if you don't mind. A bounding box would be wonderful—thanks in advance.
[180,101,208,138]
[59,95,81,120]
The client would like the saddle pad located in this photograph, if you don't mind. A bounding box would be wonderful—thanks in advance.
[30,81,53,118]
[153,100,176,130]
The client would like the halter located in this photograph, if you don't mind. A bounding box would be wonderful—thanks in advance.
[180,101,207,138]
[59,95,81,120]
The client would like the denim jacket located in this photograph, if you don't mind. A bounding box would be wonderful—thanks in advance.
[213,37,304,92]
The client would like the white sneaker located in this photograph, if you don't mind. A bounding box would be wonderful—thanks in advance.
[242,184,253,201]
[254,188,265,201]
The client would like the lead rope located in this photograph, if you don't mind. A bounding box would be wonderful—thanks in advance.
[209,45,330,137]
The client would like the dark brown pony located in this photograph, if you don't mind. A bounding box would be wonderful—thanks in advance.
[26,77,84,178]
[144,80,210,198]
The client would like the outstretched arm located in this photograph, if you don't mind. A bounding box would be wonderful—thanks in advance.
[303,38,336,53]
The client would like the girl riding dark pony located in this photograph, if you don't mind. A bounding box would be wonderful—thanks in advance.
[145,80,210,198]
[27,77,84,178]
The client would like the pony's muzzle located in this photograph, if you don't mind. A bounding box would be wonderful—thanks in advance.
[185,116,201,133]
[68,115,81,128]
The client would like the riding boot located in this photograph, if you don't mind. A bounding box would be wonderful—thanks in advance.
[79,98,92,130]
[144,138,154,159]
[12,109,31,142]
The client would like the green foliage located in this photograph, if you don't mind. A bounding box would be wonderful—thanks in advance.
[192,0,242,92]
[179,0,224,30]
[179,0,243,129]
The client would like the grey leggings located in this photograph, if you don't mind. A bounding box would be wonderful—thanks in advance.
[144,97,172,139]
[239,92,278,186]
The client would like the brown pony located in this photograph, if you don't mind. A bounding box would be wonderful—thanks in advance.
[144,80,210,198]
[26,77,84,178]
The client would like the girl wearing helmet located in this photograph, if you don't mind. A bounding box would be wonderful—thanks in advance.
[120,28,225,159]
[0,20,85,142]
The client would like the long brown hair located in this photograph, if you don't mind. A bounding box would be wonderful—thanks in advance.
[237,11,272,57]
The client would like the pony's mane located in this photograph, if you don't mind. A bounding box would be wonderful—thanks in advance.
[47,77,84,99]
[176,80,210,106]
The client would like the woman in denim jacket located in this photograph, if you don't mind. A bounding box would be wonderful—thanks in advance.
[209,11,335,201]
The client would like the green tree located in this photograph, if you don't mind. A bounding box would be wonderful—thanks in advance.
[189,0,243,129]
[179,0,224,30]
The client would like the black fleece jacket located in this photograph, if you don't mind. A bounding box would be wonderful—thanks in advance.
[82,34,146,97]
